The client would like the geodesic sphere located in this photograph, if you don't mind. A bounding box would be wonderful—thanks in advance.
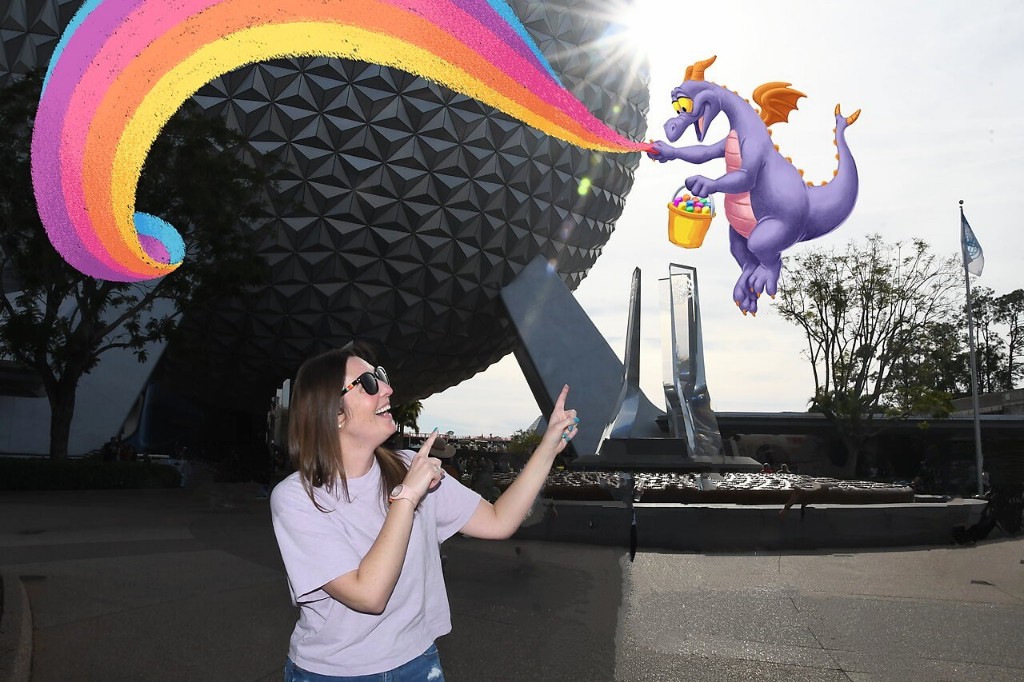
[2,0,649,409]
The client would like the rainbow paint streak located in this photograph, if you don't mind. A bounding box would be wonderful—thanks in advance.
[32,0,649,282]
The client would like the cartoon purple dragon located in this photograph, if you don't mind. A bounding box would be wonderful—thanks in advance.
[649,55,860,315]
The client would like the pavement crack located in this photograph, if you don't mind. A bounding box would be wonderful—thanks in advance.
[796,597,853,678]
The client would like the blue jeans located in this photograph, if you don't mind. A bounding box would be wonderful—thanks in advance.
[284,644,445,681]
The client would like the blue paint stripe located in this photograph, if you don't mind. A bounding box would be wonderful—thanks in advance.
[484,0,563,86]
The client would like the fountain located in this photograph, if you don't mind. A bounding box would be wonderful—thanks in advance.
[495,256,983,551]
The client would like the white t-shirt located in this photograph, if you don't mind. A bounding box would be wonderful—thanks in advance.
[270,452,481,676]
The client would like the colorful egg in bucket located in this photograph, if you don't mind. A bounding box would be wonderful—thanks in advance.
[667,187,715,248]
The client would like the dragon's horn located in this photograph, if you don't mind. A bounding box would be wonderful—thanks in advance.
[685,55,717,82]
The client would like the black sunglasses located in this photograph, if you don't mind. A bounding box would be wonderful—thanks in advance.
[339,366,389,398]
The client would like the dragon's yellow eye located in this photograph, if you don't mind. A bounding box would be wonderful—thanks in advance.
[673,97,693,114]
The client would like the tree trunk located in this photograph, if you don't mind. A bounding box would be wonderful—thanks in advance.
[48,382,79,461]
[828,420,863,479]
[836,436,859,479]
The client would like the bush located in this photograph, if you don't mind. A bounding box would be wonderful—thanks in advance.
[0,458,181,491]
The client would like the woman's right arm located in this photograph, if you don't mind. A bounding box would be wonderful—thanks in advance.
[322,437,443,614]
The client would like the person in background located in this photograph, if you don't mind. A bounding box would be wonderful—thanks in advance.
[431,437,460,480]
[174,444,192,488]
[270,345,579,681]
[470,456,499,502]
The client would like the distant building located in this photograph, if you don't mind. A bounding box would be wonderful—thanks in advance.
[718,411,1024,489]
[951,388,1024,416]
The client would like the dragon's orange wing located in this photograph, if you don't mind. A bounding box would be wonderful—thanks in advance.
[753,82,806,127]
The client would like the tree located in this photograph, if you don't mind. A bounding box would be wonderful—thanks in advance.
[966,286,1008,394]
[994,289,1024,389]
[507,427,542,457]
[0,71,278,460]
[914,319,971,398]
[885,318,958,419]
[775,235,962,475]
[501,427,539,471]
[390,401,423,438]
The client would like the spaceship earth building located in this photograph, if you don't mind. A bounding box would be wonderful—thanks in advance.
[2,0,649,417]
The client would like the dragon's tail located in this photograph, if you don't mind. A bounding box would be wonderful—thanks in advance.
[804,104,860,240]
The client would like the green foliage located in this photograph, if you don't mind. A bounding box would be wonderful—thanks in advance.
[507,427,542,456]
[0,458,181,491]
[966,286,1024,393]
[996,288,1024,387]
[0,71,280,459]
[391,401,423,435]
[775,235,961,473]
[778,236,1024,477]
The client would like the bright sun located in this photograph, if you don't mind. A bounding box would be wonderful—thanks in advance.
[573,0,652,87]
[612,0,651,57]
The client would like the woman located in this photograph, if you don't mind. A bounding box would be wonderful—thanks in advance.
[270,346,579,681]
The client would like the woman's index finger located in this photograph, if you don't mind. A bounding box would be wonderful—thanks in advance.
[415,429,439,459]
[553,384,569,412]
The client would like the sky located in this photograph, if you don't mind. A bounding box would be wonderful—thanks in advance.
[417,0,1024,438]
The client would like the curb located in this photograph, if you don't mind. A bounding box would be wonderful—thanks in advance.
[0,570,32,682]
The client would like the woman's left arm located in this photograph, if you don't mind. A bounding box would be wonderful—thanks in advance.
[459,385,578,540]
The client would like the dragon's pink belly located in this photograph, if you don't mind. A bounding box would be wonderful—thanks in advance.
[724,130,757,237]
[724,194,756,237]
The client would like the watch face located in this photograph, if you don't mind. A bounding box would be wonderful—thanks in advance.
[390,485,403,498]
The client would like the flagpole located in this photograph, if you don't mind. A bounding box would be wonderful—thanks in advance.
[960,200,985,496]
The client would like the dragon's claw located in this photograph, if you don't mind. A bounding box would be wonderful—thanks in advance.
[685,175,715,197]
[732,264,762,315]
[647,140,677,163]
[733,279,760,315]
[747,264,782,302]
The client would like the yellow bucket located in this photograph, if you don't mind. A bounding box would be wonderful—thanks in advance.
[667,188,715,249]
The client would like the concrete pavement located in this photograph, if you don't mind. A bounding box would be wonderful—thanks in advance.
[1,485,1023,681]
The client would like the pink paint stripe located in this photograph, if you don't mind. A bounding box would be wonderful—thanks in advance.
[35,0,642,280]
[390,0,636,148]
[406,0,637,148]
[447,0,638,147]
[34,0,216,277]
[65,0,222,275]
[449,0,551,79]
[32,0,147,279]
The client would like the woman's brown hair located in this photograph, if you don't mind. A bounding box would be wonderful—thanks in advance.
[288,344,407,511]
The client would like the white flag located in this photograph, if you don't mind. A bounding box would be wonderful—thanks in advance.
[961,212,984,277]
